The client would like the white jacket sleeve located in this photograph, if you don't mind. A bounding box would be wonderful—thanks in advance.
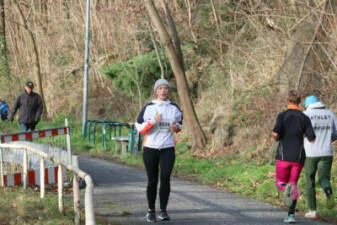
[136,103,156,134]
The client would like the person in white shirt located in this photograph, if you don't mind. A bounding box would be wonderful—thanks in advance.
[136,78,182,222]
[303,95,337,219]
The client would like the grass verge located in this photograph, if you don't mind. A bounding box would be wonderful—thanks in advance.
[0,186,77,225]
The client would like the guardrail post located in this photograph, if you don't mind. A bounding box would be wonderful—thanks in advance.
[23,149,28,189]
[72,155,81,224]
[40,157,45,198]
[0,148,4,187]
[88,121,93,141]
[93,121,98,144]
[118,125,121,136]
[73,173,80,224]
[112,125,116,137]
[65,119,72,164]
[102,124,107,149]
[85,175,95,225]
[107,124,112,143]
[58,165,64,213]
[128,123,135,153]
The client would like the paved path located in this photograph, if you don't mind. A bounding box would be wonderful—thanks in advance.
[79,157,330,225]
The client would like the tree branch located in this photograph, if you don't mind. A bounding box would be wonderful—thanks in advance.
[296,0,327,90]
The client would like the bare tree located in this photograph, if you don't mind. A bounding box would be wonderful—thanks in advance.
[184,0,198,44]
[0,0,10,80]
[40,0,48,32]
[14,0,48,118]
[62,0,70,19]
[296,0,328,90]
[145,0,206,150]
[160,0,185,71]
[146,16,165,79]
[210,0,224,65]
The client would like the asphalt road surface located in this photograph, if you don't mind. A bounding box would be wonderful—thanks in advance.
[79,157,331,225]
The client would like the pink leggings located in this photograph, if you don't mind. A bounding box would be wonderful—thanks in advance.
[275,160,304,200]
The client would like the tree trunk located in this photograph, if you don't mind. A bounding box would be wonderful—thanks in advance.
[295,1,326,90]
[0,0,10,81]
[184,0,198,44]
[160,0,185,71]
[14,1,48,119]
[210,0,224,65]
[62,0,70,19]
[146,16,165,79]
[144,0,206,150]
[277,0,337,101]
[40,0,48,32]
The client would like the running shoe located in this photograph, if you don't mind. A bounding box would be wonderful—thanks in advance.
[146,210,156,222]
[283,183,294,207]
[324,187,335,209]
[283,214,295,223]
[158,210,170,221]
[305,210,318,219]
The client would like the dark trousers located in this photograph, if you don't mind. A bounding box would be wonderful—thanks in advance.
[305,156,333,210]
[20,123,36,132]
[143,147,175,211]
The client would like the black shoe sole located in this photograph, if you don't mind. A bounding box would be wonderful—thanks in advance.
[158,216,170,221]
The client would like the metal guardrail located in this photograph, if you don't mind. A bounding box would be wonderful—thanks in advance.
[0,120,72,163]
[84,120,140,153]
[0,143,96,225]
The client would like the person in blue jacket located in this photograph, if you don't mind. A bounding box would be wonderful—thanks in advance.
[0,99,9,121]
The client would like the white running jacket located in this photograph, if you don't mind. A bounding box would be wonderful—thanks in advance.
[136,100,183,149]
[304,102,337,157]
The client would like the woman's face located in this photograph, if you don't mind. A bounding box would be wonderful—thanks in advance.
[156,85,169,101]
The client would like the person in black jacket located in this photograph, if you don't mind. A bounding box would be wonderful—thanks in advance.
[9,81,43,131]
[272,90,315,224]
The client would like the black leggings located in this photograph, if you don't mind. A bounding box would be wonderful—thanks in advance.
[143,147,175,211]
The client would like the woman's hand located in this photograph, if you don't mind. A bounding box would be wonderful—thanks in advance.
[170,122,179,133]
[154,113,162,123]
